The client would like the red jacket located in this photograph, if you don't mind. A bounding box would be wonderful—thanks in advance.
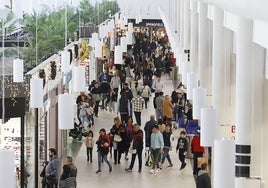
[191,136,205,153]
[98,134,110,148]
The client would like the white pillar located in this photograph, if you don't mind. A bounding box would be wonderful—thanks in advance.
[212,7,225,124]
[176,0,180,35]
[198,2,209,88]
[179,0,184,46]
[214,139,235,188]
[190,0,198,73]
[183,0,190,50]
[235,17,253,178]
[236,18,253,146]
[172,0,176,27]
[169,0,173,23]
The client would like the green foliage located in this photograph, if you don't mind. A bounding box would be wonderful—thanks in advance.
[79,0,119,26]
[21,6,78,69]
[21,0,119,70]
[79,0,95,25]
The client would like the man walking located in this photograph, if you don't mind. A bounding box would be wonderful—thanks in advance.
[150,125,164,174]
[45,148,60,188]
[66,156,77,187]
[125,124,144,173]
[117,92,131,124]
[131,91,145,126]
[144,115,157,148]
[155,92,164,120]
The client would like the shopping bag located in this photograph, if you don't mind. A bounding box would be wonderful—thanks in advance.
[197,157,209,168]
[186,120,199,134]
[145,153,153,167]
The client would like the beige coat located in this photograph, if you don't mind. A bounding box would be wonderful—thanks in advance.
[85,136,94,148]
[162,98,173,119]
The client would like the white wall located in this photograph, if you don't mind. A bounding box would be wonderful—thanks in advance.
[160,0,268,187]
[117,0,169,19]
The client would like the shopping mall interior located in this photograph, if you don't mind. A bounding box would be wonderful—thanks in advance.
[1,0,268,187]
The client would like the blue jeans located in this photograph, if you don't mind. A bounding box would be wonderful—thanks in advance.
[155,109,162,120]
[97,150,111,170]
[162,147,172,164]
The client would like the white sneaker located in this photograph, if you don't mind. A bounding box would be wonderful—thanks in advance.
[155,168,161,173]
[150,169,155,174]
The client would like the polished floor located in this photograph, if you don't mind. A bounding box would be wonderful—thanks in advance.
[70,74,196,188]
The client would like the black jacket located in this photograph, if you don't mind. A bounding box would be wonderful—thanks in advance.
[100,82,111,93]
[176,137,188,152]
[196,170,211,188]
[162,131,172,147]
[119,96,129,114]
[144,119,157,147]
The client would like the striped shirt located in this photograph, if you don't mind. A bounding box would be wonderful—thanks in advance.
[131,95,145,112]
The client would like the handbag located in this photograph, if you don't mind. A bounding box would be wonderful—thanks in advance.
[85,107,94,115]
[145,153,153,167]
[113,134,122,142]
[128,140,137,154]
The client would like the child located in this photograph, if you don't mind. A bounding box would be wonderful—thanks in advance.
[85,130,94,162]
[176,131,188,170]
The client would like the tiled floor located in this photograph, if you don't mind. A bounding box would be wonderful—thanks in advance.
[71,74,196,188]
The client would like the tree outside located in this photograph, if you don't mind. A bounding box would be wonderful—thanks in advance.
[19,0,119,70]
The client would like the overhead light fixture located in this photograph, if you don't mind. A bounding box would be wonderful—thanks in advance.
[73,66,86,92]
[193,87,206,119]
[30,78,43,108]
[200,107,217,147]
[94,40,102,58]
[115,45,123,65]
[13,59,24,83]
[58,94,74,129]
[61,51,70,73]
[186,72,198,100]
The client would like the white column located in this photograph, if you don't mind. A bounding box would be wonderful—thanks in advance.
[190,0,198,73]
[183,0,190,50]
[179,0,184,46]
[236,18,253,146]
[235,17,253,178]
[198,2,209,88]
[176,0,180,35]
[214,139,235,188]
[172,0,176,27]
[169,0,173,23]
[212,7,225,124]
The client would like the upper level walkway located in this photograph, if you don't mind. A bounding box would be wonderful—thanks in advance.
[69,74,196,188]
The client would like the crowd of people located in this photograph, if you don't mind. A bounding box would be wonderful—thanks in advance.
[43,32,211,188]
